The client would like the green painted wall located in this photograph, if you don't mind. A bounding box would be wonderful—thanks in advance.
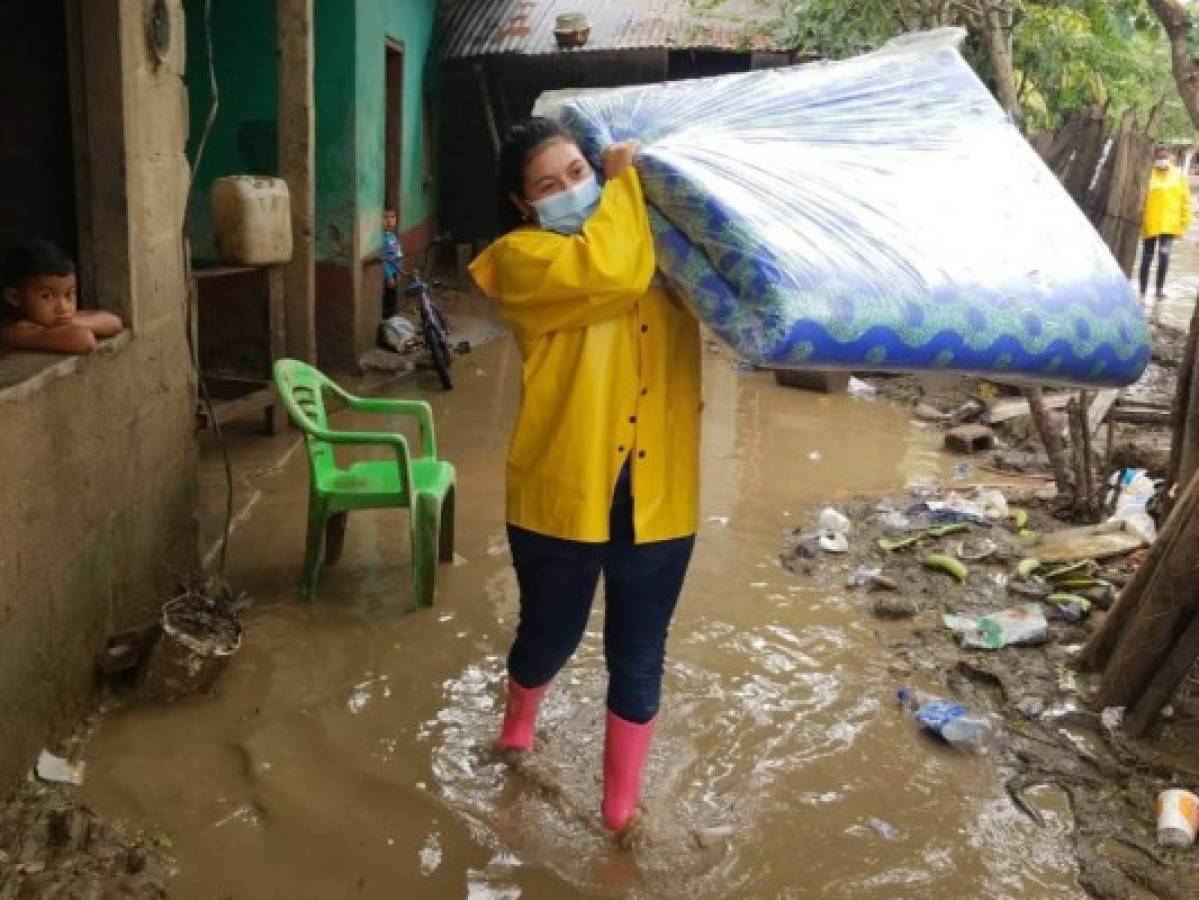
[354,0,439,259]
[184,0,279,261]
[186,0,437,265]
[314,2,357,262]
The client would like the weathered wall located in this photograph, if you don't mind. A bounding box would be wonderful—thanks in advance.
[183,0,279,261]
[356,0,439,249]
[0,0,196,790]
[181,0,436,370]
[314,0,439,369]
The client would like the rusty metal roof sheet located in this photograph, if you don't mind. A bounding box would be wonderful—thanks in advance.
[438,0,787,59]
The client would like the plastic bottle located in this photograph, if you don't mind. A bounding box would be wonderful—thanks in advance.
[897,687,992,751]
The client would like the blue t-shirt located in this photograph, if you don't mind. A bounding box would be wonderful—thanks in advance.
[383,231,403,283]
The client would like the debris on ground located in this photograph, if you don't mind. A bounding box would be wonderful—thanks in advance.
[34,752,83,787]
[780,478,1199,899]
[943,603,1050,650]
[1156,789,1199,848]
[0,719,173,898]
[897,686,993,750]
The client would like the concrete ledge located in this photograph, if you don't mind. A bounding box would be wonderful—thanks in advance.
[0,331,132,404]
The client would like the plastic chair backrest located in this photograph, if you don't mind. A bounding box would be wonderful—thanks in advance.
[274,359,339,469]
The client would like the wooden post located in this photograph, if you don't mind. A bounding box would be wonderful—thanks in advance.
[1080,469,1199,670]
[1025,387,1073,503]
[1093,470,1199,708]
[1166,301,1199,512]
[278,0,316,363]
[1125,606,1199,735]
[1178,303,1199,495]
[474,62,501,160]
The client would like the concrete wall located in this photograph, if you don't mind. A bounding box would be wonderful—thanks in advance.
[314,0,439,370]
[0,0,197,790]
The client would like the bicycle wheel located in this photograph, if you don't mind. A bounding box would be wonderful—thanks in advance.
[424,316,454,390]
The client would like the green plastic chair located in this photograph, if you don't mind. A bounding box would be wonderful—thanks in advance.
[272,358,456,607]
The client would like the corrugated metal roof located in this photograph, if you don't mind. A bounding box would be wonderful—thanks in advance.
[438,0,787,59]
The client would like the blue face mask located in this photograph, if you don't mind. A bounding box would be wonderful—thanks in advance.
[532,176,601,235]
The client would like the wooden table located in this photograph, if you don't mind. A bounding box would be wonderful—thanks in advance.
[191,264,286,435]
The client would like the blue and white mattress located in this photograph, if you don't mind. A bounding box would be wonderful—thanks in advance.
[546,29,1150,388]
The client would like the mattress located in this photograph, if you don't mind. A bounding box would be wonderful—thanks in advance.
[548,29,1150,388]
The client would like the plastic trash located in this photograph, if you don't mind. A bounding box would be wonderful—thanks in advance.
[897,687,993,751]
[848,565,882,587]
[379,315,416,352]
[976,489,1009,520]
[847,377,877,398]
[866,817,900,840]
[1156,789,1199,848]
[1105,468,1158,543]
[818,507,851,553]
[819,532,849,553]
[1100,706,1124,733]
[1017,696,1046,719]
[36,750,83,786]
[942,603,1050,650]
[874,505,912,532]
[819,508,852,535]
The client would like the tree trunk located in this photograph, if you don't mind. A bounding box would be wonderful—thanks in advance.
[1025,387,1073,502]
[1081,467,1199,671]
[1093,470,1199,708]
[1148,0,1199,130]
[978,1,1022,128]
[1167,302,1199,513]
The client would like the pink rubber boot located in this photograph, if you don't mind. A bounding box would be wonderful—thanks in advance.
[496,680,547,752]
[601,710,656,832]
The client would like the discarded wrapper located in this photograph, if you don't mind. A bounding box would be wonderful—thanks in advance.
[943,603,1049,650]
[36,750,84,786]
[1156,789,1199,848]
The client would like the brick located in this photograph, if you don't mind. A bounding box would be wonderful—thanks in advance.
[773,369,850,394]
[944,424,996,455]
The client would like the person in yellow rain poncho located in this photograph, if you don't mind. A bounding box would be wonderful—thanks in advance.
[469,118,701,838]
[1140,146,1193,301]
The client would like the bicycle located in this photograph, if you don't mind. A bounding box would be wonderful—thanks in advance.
[402,238,454,391]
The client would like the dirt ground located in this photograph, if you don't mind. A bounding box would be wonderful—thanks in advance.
[0,714,173,899]
[791,322,1199,899]
[1,300,1193,897]
[780,489,1199,899]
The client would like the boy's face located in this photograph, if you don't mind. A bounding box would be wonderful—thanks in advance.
[383,211,398,232]
[5,272,78,327]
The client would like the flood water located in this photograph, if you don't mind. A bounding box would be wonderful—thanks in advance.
[82,330,1083,898]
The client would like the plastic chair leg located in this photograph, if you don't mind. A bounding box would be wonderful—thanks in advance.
[301,496,329,600]
[438,486,456,564]
[325,512,349,566]
[410,493,439,608]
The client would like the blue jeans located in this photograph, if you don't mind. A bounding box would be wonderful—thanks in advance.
[506,464,695,724]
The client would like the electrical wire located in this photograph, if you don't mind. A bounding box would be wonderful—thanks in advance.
[181,0,235,576]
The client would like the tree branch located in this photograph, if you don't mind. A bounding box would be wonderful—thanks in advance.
[1147,0,1199,129]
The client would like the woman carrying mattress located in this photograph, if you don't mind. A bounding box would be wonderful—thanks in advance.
[469,118,701,838]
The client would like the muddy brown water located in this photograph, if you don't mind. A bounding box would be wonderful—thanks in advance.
[81,334,1085,898]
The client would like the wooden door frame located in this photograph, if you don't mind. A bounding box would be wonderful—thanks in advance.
[384,38,404,222]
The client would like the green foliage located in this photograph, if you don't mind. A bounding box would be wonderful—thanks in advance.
[762,0,1193,138]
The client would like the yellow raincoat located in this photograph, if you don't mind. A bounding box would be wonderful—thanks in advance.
[1142,165,1193,239]
[469,168,702,544]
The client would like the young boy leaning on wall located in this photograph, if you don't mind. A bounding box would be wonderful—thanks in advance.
[1,239,123,354]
